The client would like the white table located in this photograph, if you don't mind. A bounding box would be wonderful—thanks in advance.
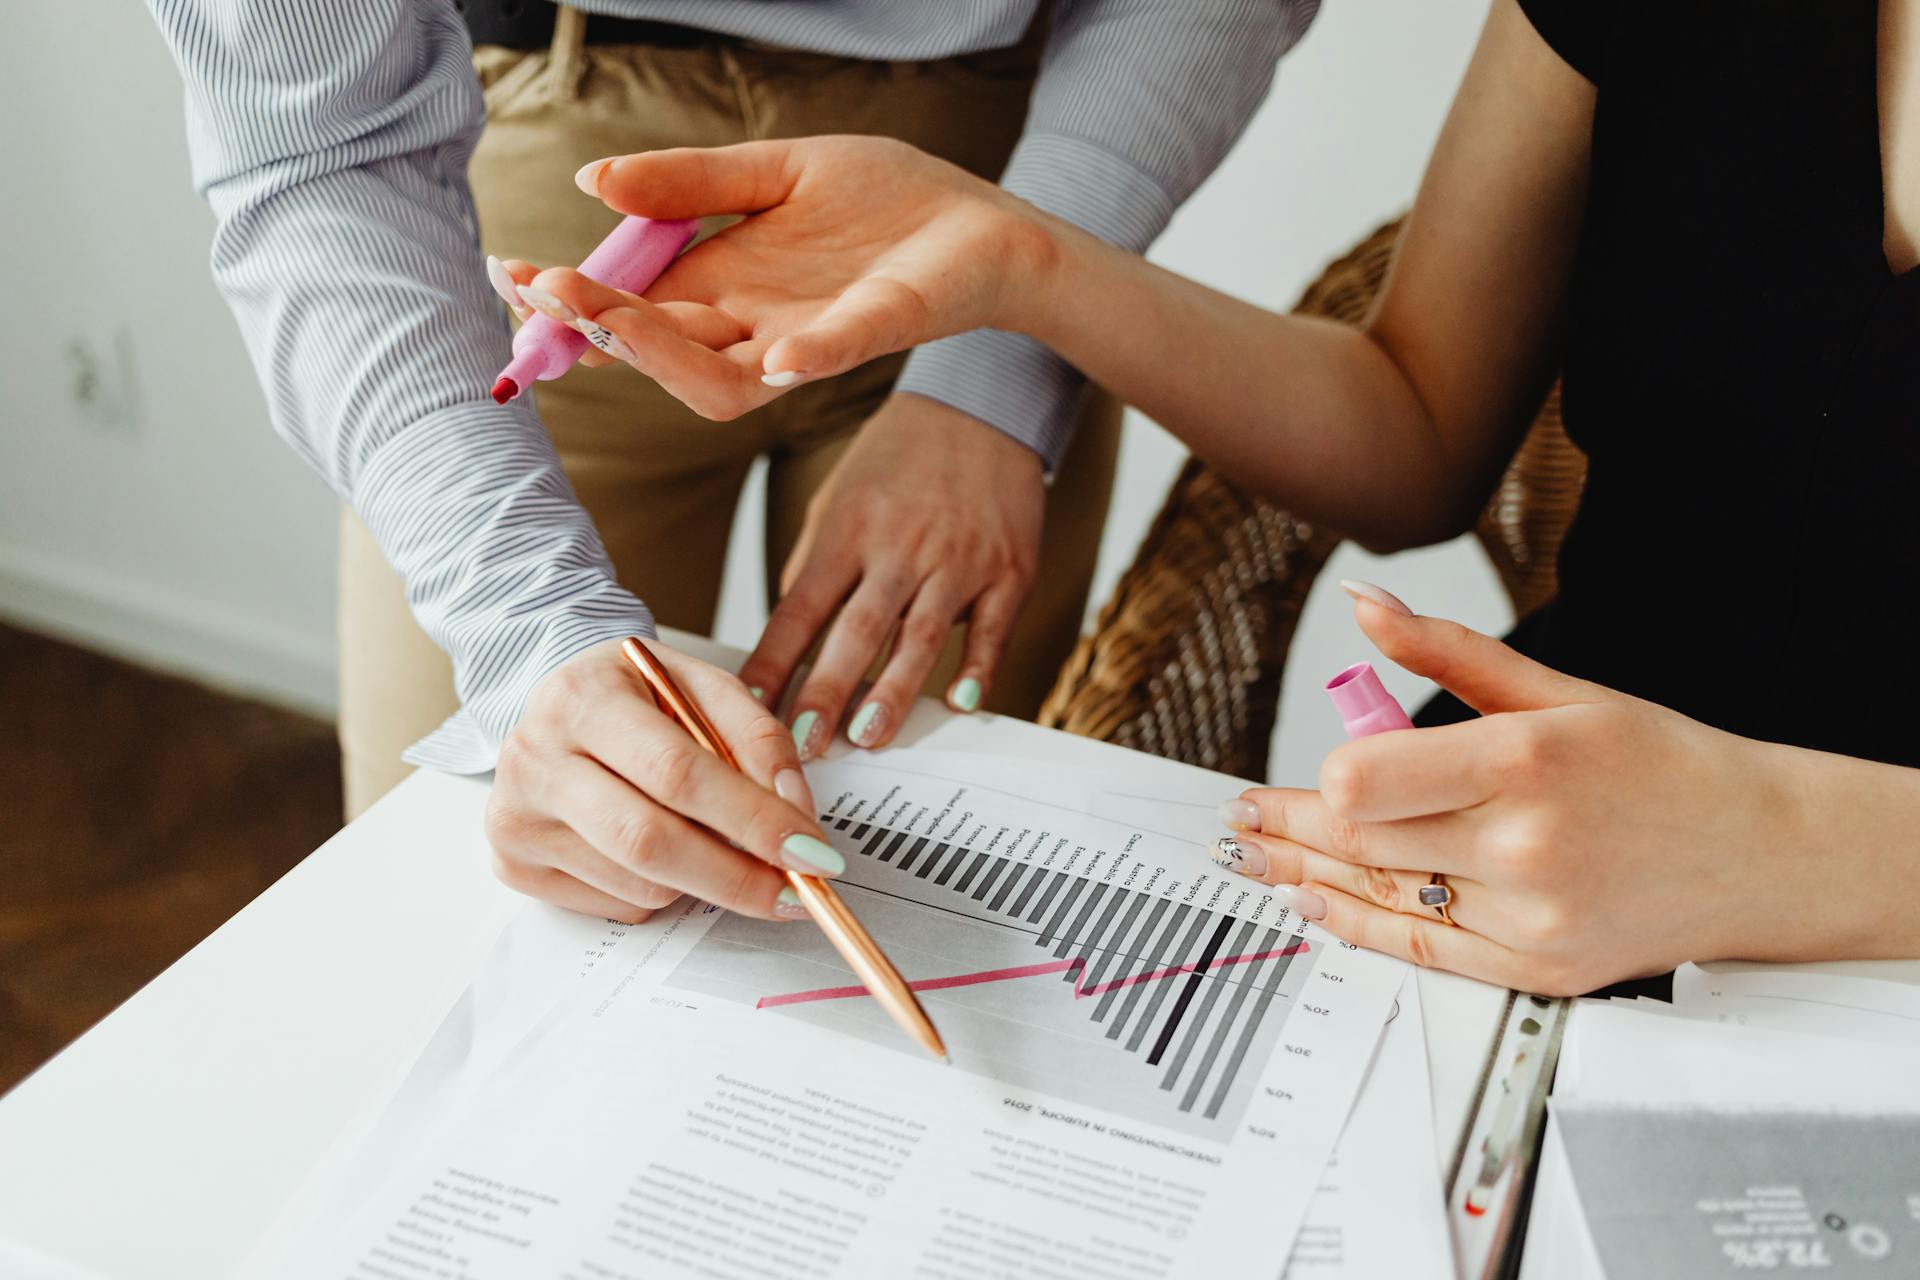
[0,634,1504,1279]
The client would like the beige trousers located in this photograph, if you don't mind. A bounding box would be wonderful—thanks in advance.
[337,9,1122,818]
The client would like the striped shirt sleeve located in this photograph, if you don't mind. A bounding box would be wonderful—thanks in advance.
[147,0,653,774]
[895,0,1319,471]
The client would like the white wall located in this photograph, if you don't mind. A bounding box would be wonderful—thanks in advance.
[0,0,1509,782]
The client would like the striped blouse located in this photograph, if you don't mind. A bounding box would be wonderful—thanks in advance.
[143,0,1317,772]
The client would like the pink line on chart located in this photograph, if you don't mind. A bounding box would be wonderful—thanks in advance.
[753,941,1309,1010]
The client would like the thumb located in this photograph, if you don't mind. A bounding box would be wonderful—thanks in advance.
[761,277,931,382]
[579,141,799,219]
[1345,586,1599,714]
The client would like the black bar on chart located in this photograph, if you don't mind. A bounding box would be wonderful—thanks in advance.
[914,844,950,879]
[1052,881,1109,959]
[1133,911,1223,1056]
[1160,919,1257,1090]
[1109,903,1193,1042]
[878,831,910,863]
[972,857,1010,902]
[953,852,990,895]
[1146,916,1234,1066]
[896,837,930,873]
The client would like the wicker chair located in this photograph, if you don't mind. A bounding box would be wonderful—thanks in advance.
[1037,219,1590,779]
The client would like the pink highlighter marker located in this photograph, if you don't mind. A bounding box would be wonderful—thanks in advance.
[1325,661,1413,740]
[489,215,700,404]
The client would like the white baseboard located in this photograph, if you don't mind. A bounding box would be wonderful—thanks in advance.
[0,541,337,717]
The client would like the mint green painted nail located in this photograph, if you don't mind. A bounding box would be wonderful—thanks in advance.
[951,677,983,712]
[791,710,820,758]
[774,887,808,917]
[780,833,844,876]
[748,685,764,702]
[848,701,885,746]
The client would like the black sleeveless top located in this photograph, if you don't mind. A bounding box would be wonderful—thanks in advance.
[1432,1,1920,767]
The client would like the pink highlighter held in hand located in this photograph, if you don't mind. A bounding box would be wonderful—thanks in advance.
[489,215,699,404]
[1325,661,1413,740]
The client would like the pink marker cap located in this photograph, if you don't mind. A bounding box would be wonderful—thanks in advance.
[1325,661,1414,740]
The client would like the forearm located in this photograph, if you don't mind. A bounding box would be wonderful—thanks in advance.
[154,0,652,767]
[1766,742,1920,961]
[1015,217,1473,548]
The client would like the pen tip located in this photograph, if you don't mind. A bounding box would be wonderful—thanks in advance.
[490,376,518,405]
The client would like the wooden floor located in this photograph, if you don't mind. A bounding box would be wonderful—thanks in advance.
[0,624,342,1096]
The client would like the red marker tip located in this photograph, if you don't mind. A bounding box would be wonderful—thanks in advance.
[490,376,518,405]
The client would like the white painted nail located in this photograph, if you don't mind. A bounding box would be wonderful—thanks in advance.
[484,255,521,309]
[574,158,613,197]
[760,370,806,388]
[579,320,637,363]
[1338,579,1413,617]
[517,285,575,323]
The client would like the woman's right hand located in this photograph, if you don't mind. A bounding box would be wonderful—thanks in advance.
[513,136,1054,421]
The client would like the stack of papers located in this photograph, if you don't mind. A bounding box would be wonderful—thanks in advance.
[1522,965,1920,1279]
[245,745,1456,1278]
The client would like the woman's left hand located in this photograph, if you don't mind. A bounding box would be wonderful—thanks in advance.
[1212,587,1818,996]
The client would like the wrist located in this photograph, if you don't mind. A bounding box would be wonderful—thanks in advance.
[991,202,1078,340]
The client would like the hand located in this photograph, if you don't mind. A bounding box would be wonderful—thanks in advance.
[742,394,1044,757]
[507,137,1055,420]
[1209,587,1820,996]
[484,638,844,923]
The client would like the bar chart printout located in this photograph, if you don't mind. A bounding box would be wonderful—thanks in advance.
[669,760,1324,1139]
[279,750,1409,1280]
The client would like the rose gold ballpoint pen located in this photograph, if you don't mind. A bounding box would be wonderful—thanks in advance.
[619,637,949,1063]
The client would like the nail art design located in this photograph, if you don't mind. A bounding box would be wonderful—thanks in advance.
[780,833,845,876]
[517,285,575,323]
[1273,884,1329,921]
[1337,579,1413,617]
[848,702,887,748]
[950,677,983,713]
[773,887,810,919]
[578,320,637,363]
[791,710,822,761]
[1209,835,1268,877]
[761,370,806,388]
[1218,798,1261,832]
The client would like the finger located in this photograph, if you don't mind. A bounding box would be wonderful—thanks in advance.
[761,277,931,383]
[546,755,795,918]
[497,258,614,366]
[527,267,750,349]
[789,573,918,760]
[1301,881,1537,990]
[948,578,1024,713]
[488,850,667,926]
[580,141,800,220]
[1349,595,1600,715]
[1242,788,1479,875]
[572,685,842,879]
[1208,830,1511,933]
[738,550,861,715]
[1316,718,1509,822]
[648,642,817,811]
[497,811,686,913]
[847,578,968,749]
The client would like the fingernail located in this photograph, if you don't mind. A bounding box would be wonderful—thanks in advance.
[574,157,613,196]
[1219,798,1261,832]
[517,285,575,323]
[578,320,637,363]
[761,370,807,388]
[791,710,822,761]
[848,701,887,748]
[1338,579,1413,617]
[1209,835,1267,877]
[949,677,983,713]
[748,685,764,702]
[780,833,844,876]
[773,767,813,812]
[484,255,521,309]
[1274,884,1329,921]
[773,887,810,919]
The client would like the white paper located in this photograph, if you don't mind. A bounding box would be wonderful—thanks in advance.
[266,748,1407,1278]
[1287,977,1453,1277]
[1671,964,1920,1048]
